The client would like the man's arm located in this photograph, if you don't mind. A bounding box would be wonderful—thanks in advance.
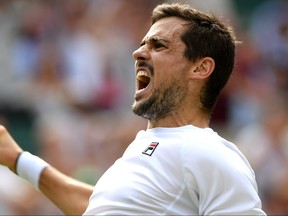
[39,166,93,215]
[0,126,94,215]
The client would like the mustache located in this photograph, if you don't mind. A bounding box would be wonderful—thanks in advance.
[136,61,154,76]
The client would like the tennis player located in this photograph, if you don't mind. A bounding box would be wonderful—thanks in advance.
[0,3,266,215]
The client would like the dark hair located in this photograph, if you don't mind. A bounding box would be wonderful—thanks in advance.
[152,3,237,114]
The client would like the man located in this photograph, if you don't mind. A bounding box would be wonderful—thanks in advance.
[0,3,266,215]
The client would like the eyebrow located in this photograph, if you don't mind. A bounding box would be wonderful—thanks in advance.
[140,36,169,46]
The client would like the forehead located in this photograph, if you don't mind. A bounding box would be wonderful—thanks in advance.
[143,17,188,43]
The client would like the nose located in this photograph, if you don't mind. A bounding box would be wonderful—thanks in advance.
[132,46,150,61]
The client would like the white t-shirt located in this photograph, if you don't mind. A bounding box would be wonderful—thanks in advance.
[84,125,266,215]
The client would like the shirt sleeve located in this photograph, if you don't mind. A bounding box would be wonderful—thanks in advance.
[181,139,266,215]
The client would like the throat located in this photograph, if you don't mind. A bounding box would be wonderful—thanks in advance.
[147,111,210,129]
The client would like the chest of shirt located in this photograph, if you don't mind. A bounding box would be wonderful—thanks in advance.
[89,135,197,214]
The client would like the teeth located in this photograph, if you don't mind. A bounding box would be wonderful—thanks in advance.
[137,71,150,83]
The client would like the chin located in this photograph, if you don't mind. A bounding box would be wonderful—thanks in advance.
[131,101,140,114]
[131,101,154,121]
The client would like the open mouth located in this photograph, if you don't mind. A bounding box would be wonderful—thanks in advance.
[137,71,150,90]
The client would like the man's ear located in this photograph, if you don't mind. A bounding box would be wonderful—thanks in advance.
[190,57,215,80]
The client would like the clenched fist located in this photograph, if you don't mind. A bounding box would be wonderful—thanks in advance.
[0,125,23,173]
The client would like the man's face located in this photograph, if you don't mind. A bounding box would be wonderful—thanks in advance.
[132,17,192,121]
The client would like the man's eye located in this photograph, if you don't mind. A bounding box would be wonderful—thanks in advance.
[153,43,165,49]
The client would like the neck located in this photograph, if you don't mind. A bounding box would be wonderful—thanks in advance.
[146,110,210,129]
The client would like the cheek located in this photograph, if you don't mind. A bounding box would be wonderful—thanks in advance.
[152,54,188,84]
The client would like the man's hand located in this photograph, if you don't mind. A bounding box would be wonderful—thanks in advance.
[0,125,23,173]
[0,125,93,214]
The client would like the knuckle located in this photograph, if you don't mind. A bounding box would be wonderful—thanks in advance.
[0,125,7,136]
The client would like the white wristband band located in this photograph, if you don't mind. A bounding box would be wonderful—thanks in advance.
[16,152,49,191]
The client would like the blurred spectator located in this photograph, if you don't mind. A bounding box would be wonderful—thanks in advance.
[249,0,288,101]
[233,1,288,214]
[236,97,288,214]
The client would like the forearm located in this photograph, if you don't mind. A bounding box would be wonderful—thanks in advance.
[39,166,94,215]
[0,126,94,214]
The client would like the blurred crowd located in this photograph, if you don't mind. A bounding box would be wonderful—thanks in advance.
[0,0,287,214]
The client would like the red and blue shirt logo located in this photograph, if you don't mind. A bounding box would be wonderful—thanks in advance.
[142,142,159,156]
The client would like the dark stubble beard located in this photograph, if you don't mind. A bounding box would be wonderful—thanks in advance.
[132,79,187,121]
